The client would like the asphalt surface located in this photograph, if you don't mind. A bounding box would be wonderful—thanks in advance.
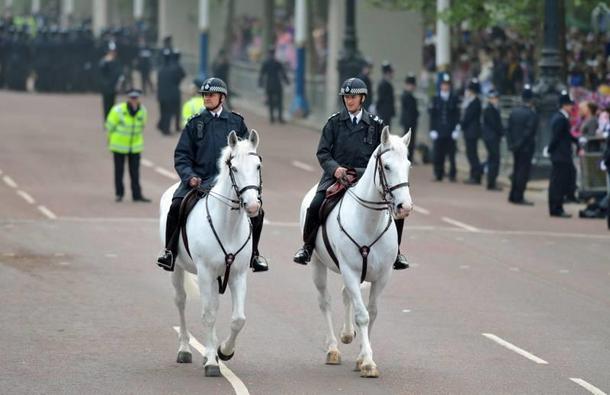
[1,90,609,395]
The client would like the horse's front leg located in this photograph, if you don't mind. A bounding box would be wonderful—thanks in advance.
[218,270,247,361]
[172,266,192,363]
[367,274,389,337]
[340,285,356,344]
[197,268,221,377]
[342,269,379,378]
[312,258,341,365]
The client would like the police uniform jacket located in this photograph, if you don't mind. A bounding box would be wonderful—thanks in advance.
[506,105,538,152]
[98,58,122,95]
[258,58,288,93]
[429,94,460,138]
[157,62,185,102]
[400,90,419,132]
[357,73,373,110]
[482,104,503,141]
[548,110,577,164]
[376,79,396,123]
[173,109,248,198]
[461,97,482,140]
[316,109,383,192]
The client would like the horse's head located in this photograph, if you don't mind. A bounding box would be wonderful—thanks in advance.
[375,126,413,219]
[223,129,262,217]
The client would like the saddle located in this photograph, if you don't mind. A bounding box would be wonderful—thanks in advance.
[319,168,358,223]
[179,187,207,258]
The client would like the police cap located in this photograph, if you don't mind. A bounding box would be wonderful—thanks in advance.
[199,77,228,95]
[339,78,368,96]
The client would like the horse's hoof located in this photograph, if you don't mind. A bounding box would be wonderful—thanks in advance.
[217,346,234,361]
[354,359,363,372]
[341,331,356,344]
[325,350,341,365]
[360,364,380,378]
[176,351,192,363]
[204,365,221,377]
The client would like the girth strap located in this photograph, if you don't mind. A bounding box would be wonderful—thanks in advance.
[321,222,340,271]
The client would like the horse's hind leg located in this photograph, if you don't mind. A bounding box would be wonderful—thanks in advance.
[172,266,192,363]
[340,285,356,344]
[218,272,247,361]
[197,270,221,377]
[312,259,341,365]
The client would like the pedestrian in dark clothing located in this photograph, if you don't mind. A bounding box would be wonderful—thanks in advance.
[98,44,123,120]
[482,89,503,190]
[400,74,419,161]
[376,61,396,127]
[506,85,538,205]
[292,77,409,270]
[171,51,186,132]
[357,59,374,111]
[136,37,154,94]
[156,49,184,135]
[259,47,289,123]
[461,78,483,184]
[429,73,460,182]
[548,91,578,217]
[156,77,268,273]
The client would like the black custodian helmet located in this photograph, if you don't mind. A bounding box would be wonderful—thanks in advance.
[339,78,368,96]
[199,77,228,95]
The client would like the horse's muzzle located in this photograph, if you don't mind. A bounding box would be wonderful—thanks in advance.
[244,201,261,217]
[393,203,412,219]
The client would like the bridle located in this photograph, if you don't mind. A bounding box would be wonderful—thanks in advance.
[207,152,263,210]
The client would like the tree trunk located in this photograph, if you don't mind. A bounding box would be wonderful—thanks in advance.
[222,0,236,56]
[263,0,275,51]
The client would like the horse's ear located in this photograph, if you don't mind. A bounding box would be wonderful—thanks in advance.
[249,129,259,150]
[403,128,412,148]
[227,130,238,149]
[381,125,390,146]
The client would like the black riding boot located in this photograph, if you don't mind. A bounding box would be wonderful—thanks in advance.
[394,218,409,270]
[249,210,269,272]
[157,199,181,271]
[293,208,320,265]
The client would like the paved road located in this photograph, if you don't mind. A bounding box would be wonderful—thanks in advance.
[0,91,609,395]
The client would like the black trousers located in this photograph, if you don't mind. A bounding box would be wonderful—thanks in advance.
[405,126,417,161]
[509,148,534,202]
[484,138,500,188]
[102,93,116,120]
[113,152,142,199]
[464,137,482,181]
[267,89,283,122]
[140,70,153,94]
[566,161,577,200]
[165,197,265,259]
[548,161,573,215]
[158,99,177,134]
[433,137,457,180]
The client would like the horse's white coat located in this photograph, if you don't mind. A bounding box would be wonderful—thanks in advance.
[300,127,412,377]
[160,130,262,374]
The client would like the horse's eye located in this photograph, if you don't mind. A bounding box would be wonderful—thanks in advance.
[231,166,238,173]
[257,164,261,170]
[384,164,390,171]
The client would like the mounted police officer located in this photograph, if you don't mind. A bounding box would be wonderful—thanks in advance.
[506,85,538,205]
[293,77,409,270]
[429,73,460,182]
[157,77,269,273]
[460,78,483,184]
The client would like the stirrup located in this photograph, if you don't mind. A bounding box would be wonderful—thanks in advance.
[157,249,175,272]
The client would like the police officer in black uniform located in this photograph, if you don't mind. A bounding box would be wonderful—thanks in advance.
[547,91,577,218]
[482,89,504,190]
[293,77,409,270]
[400,73,419,161]
[461,78,483,184]
[157,78,268,273]
[376,61,396,127]
[99,43,123,119]
[259,47,289,123]
[357,58,374,111]
[506,85,538,205]
[429,73,460,182]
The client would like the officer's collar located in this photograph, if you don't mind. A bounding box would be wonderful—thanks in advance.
[206,106,228,119]
[340,107,370,124]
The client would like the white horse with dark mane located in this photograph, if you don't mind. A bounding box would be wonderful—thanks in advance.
[300,127,412,378]
[159,130,262,377]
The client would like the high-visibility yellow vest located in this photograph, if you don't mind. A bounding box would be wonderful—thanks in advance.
[182,96,205,127]
[106,102,147,154]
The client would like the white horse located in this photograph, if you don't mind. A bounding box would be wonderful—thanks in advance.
[299,127,412,378]
[159,130,262,377]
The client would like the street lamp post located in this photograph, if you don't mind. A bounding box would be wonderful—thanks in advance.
[291,0,309,117]
[532,0,565,178]
[198,0,209,79]
[337,0,364,87]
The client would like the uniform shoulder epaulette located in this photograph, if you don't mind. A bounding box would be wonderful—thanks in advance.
[370,113,383,125]
[231,111,244,119]
[186,112,202,124]
[328,112,340,120]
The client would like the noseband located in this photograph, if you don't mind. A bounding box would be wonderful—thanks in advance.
[213,152,262,210]
[374,148,410,203]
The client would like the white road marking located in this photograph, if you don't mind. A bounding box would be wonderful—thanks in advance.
[172,327,250,395]
[37,205,57,220]
[459,265,470,270]
[141,158,154,168]
[482,333,548,364]
[413,206,430,215]
[57,261,70,266]
[442,217,480,232]
[155,166,179,180]
[16,190,35,204]
[559,269,569,274]
[402,309,411,313]
[570,378,607,395]
[54,253,66,257]
[509,267,520,272]
[3,175,17,188]
[291,160,315,172]
[263,219,300,227]
[60,217,158,223]
[2,252,16,257]
[105,253,118,259]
